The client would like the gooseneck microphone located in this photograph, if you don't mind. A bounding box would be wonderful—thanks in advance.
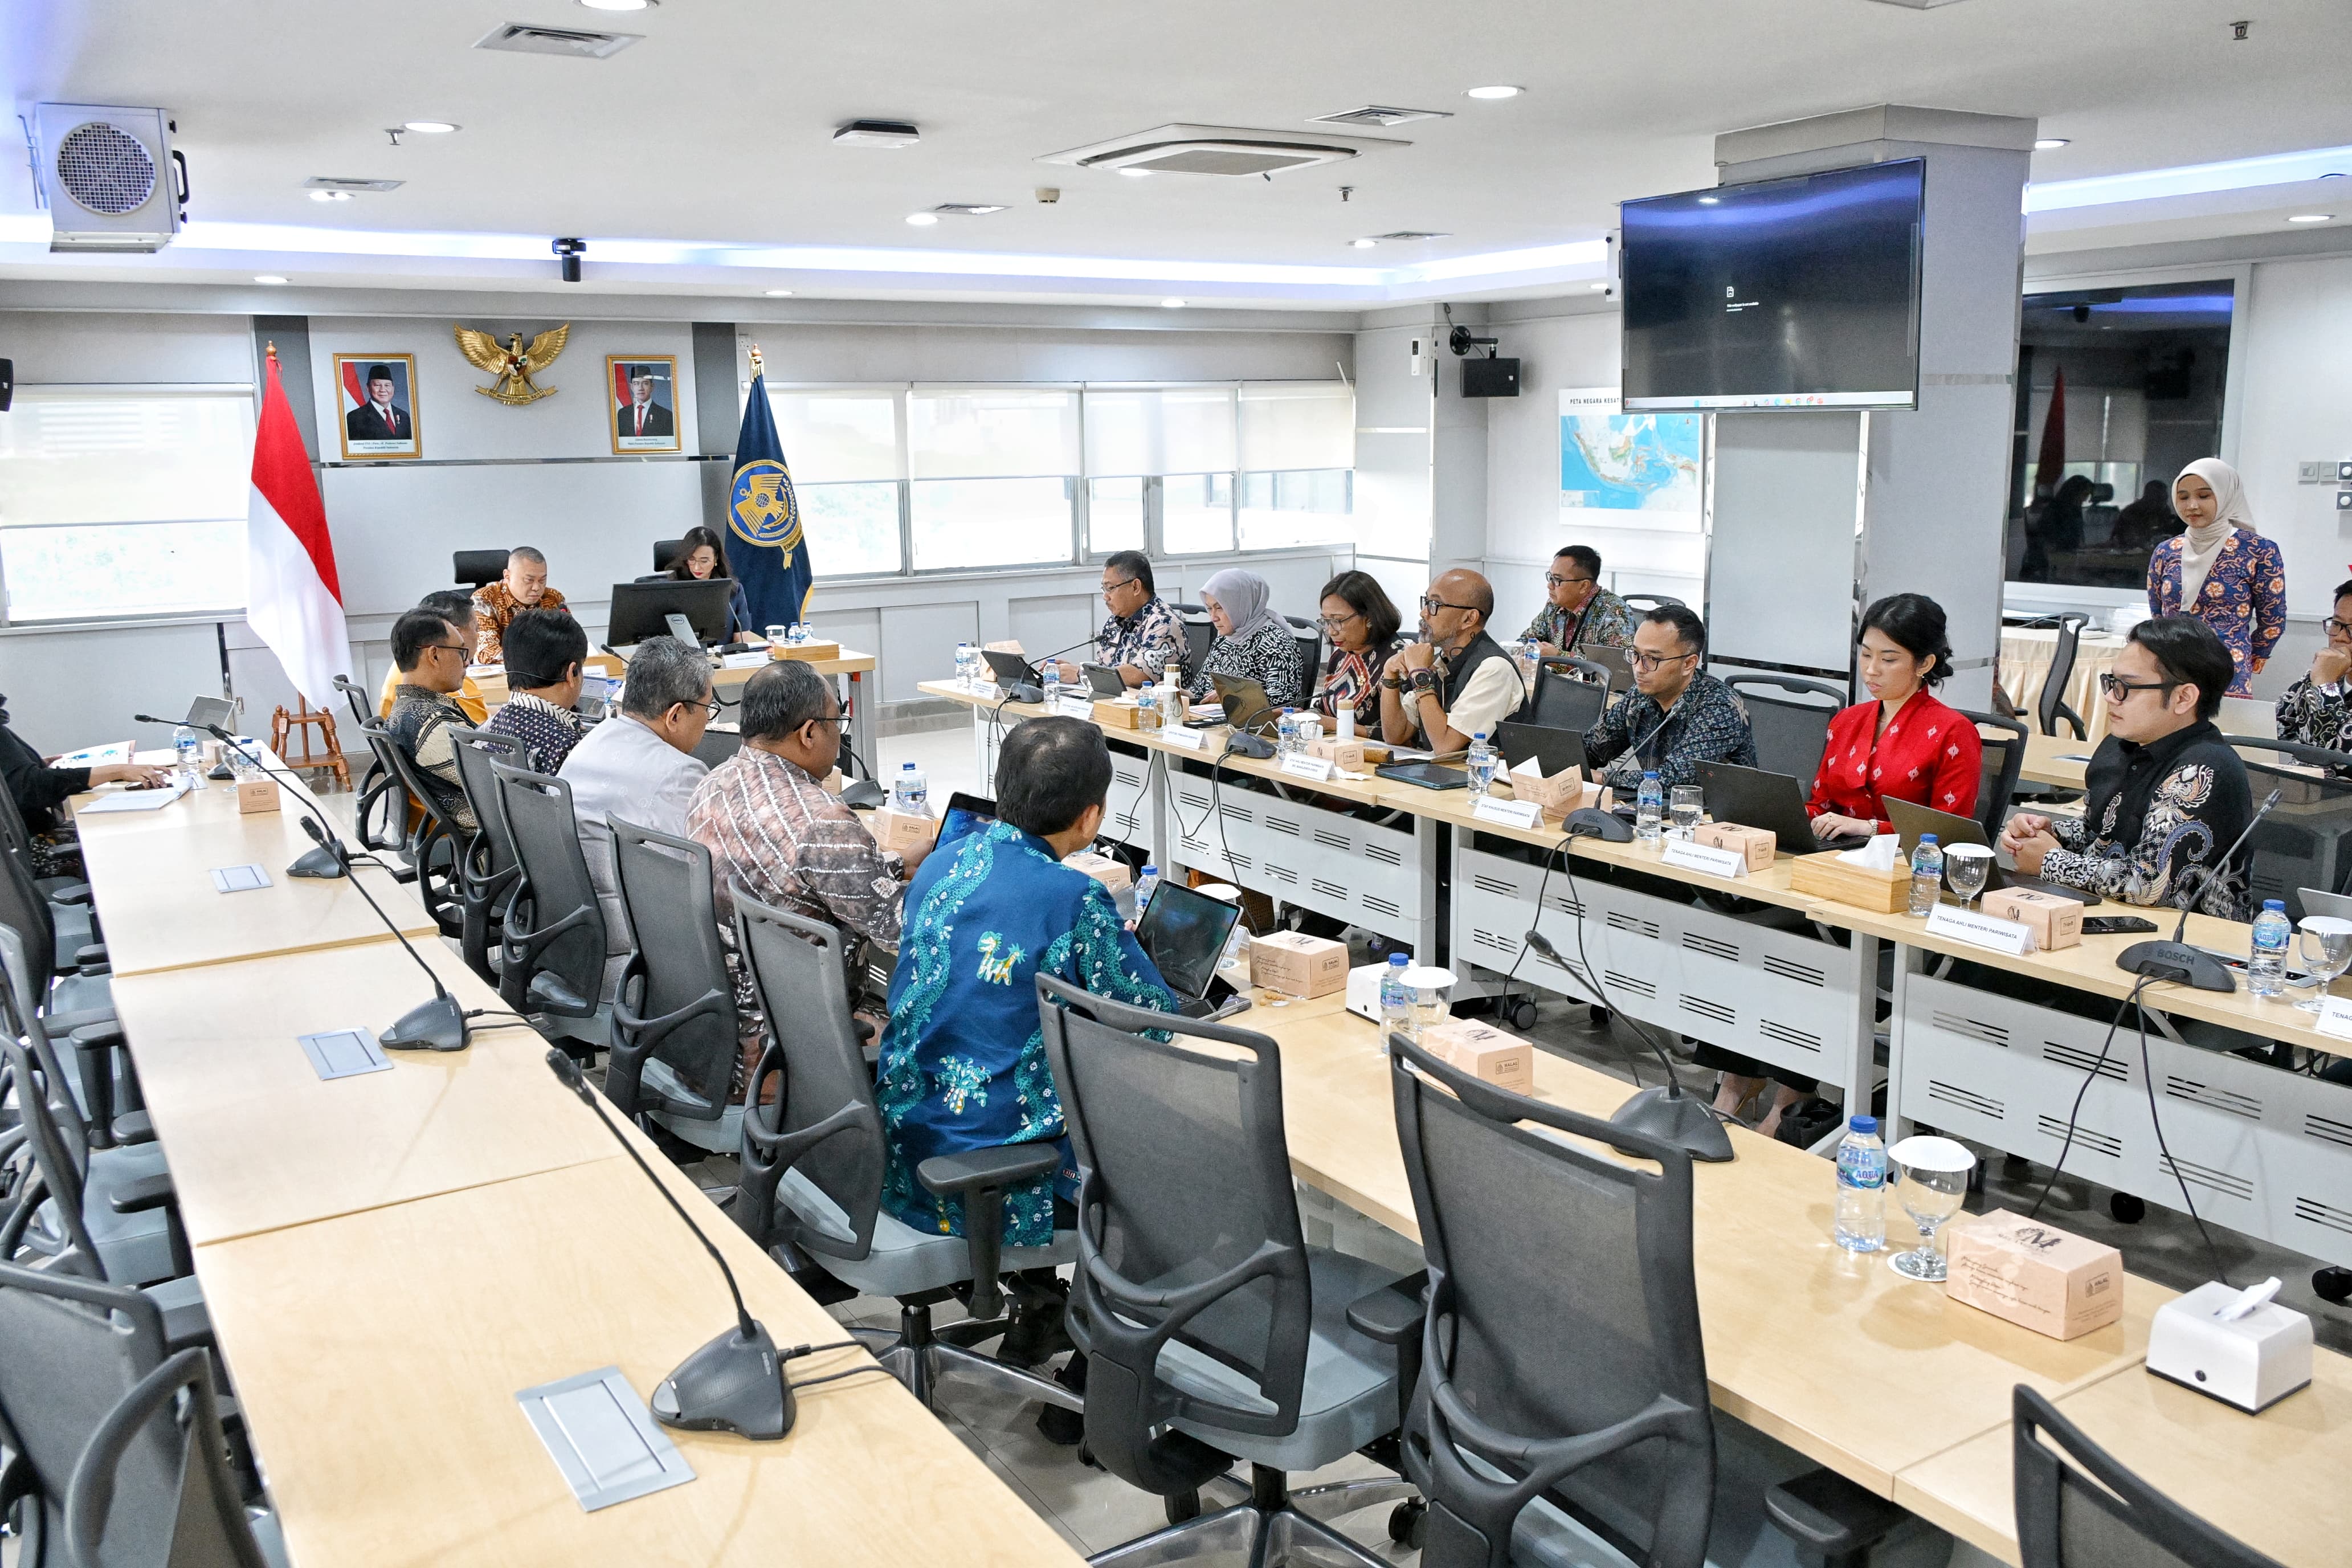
[130,716,345,879]
[544,1048,792,1440]
[1522,929,1734,1162]
[292,815,470,1052]
[2116,787,2282,993]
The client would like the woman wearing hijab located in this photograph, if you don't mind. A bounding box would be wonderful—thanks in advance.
[1,693,168,875]
[2145,458,2285,700]
[1182,567,1306,712]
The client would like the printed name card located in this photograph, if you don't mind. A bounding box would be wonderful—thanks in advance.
[1057,696,1100,719]
[970,680,1002,701]
[1660,836,1750,880]
[1279,753,1336,783]
[1159,725,1205,751]
[1924,903,2036,957]
[2316,996,2352,1042]
[1471,795,1545,831]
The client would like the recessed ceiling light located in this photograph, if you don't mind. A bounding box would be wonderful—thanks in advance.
[1697,195,1720,205]
[1464,85,1522,100]
[578,0,654,9]
[308,189,352,202]
[2034,137,2071,150]
[764,288,794,296]
[1350,238,1377,248]
[254,275,289,285]
[403,121,459,134]
[905,213,940,226]
[1161,297,1186,309]
[1118,168,1150,178]
[2288,213,2335,223]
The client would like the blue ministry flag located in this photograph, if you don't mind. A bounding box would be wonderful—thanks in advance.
[727,360,813,630]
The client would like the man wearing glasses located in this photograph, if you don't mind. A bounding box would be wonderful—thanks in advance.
[2002,615,2252,916]
[2273,578,2352,776]
[561,636,718,1000]
[1583,605,1756,793]
[1056,550,1183,689]
[1522,545,1636,656]
[383,606,483,832]
[1380,569,1529,753]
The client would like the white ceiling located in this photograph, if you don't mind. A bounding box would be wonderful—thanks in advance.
[4,0,2350,307]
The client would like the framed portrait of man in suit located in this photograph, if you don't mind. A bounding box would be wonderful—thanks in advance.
[332,353,422,460]
[607,355,682,455]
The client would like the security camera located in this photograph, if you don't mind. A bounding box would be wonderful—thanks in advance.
[552,237,586,283]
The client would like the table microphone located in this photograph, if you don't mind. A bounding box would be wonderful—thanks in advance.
[2116,787,2282,993]
[129,716,345,880]
[543,1047,793,1440]
[998,638,1095,704]
[1522,929,1733,1162]
[289,816,469,1052]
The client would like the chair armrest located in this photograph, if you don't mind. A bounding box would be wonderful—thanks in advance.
[50,881,93,905]
[1763,1468,1909,1557]
[69,1020,125,1052]
[109,1170,178,1215]
[69,1020,126,1150]
[917,1144,1062,1323]
[74,942,110,975]
[1345,1270,1428,1345]
[111,1109,156,1146]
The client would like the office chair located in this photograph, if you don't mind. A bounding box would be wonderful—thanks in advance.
[652,537,688,573]
[1387,1032,1715,1568]
[2219,734,2352,918]
[1962,709,2028,841]
[729,896,1082,1417]
[487,761,611,1048]
[1620,593,1685,614]
[2012,1385,2276,1568]
[66,1350,280,1568]
[332,677,410,865]
[354,721,465,936]
[0,852,126,1148]
[1036,974,1413,1568]
[607,820,742,1155]
[1530,662,1610,733]
[1721,673,1847,787]
[451,549,506,590]
[2010,613,2093,742]
[444,726,526,988]
[1285,614,1326,692]
[1172,602,1215,677]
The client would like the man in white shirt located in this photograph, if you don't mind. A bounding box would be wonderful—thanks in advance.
[559,636,716,998]
[1378,567,1528,753]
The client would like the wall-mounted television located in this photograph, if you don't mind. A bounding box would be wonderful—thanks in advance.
[1620,158,1925,412]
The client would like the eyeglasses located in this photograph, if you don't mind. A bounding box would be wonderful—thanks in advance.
[1316,610,1361,632]
[1418,595,1477,615]
[425,641,467,659]
[674,696,722,720]
[1544,574,1596,589]
[1100,578,1139,597]
[2326,618,2352,636]
[2099,673,2179,701]
[1627,648,1697,673]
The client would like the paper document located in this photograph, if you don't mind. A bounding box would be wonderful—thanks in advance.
[57,741,133,766]
[79,783,190,815]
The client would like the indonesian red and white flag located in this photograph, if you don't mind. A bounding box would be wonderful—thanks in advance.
[247,349,351,707]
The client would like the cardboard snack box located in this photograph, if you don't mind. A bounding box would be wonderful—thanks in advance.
[1505,760,1586,820]
[1695,821,1777,871]
[1417,1018,1536,1095]
[1063,852,1133,893]
[1305,737,1368,772]
[234,777,279,815]
[1945,1208,2124,1341]
[1249,932,1350,998]
[870,805,939,858]
[1981,886,2083,951]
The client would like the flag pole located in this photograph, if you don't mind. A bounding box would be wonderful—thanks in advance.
[747,342,763,377]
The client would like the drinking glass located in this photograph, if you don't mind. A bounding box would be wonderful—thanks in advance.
[1668,785,1702,840]
[1885,1135,1976,1282]
[2295,917,2352,1012]
[1399,965,1456,1044]
[1943,844,1993,910]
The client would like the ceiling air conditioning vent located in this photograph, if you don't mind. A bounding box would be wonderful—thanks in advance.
[31,103,181,252]
[1310,106,1451,129]
[305,177,405,193]
[473,22,642,58]
[930,203,1006,216]
[1372,231,1451,241]
[1041,122,1407,178]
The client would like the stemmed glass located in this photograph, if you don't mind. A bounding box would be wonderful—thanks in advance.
[1885,1135,1977,1282]
[1943,845,1992,911]
[2295,917,2352,1013]
[1668,785,1703,841]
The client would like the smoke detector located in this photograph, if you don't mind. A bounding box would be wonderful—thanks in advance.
[473,22,642,58]
[1310,105,1451,129]
[1040,122,1406,178]
[834,120,921,148]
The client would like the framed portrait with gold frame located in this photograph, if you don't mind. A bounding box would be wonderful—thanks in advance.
[607,354,683,455]
[333,353,422,460]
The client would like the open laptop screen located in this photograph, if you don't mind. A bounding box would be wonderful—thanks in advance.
[1133,880,1241,1001]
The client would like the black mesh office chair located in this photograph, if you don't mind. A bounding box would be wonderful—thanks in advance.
[1620,593,1685,614]
[608,820,741,1154]
[1285,614,1325,691]
[452,549,506,589]
[2012,1385,2276,1568]
[1530,662,1610,734]
[1964,709,2028,841]
[1172,603,1215,677]
[355,721,463,937]
[2012,613,2093,741]
[332,677,409,864]
[0,853,126,1148]
[444,726,525,987]
[2219,734,2352,918]
[67,1350,276,1568]
[1036,974,1412,1567]
[730,896,1081,1416]
[488,761,609,1037]
[1387,1033,1714,1568]
[1721,673,1847,786]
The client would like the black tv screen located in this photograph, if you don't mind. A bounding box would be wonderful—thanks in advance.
[1620,158,1924,411]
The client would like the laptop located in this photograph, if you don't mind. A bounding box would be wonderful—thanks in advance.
[935,790,996,854]
[1209,673,1280,735]
[2302,887,2352,920]
[1496,721,1586,777]
[1571,644,1634,691]
[1080,663,1128,698]
[1133,880,1247,1018]
[1884,798,2102,905]
[1699,762,1869,854]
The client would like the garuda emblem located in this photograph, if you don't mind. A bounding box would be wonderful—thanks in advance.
[454,324,569,405]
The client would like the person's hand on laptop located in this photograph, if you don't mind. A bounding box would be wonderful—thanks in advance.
[1055,660,1083,683]
[2000,810,2061,875]
[1810,811,1877,840]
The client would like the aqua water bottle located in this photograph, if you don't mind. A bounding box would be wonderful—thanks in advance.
[2249,900,2292,999]
[1834,1116,1887,1252]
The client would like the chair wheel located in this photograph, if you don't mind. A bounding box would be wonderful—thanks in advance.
[1588,1005,1611,1027]
[1389,1500,1427,1548]
[2109,1193,2145,1224]
[1077,1443,1099,1471]
[1166,1491,1201,1525]
[1508,999,1538,1031]
[2316,1267,2352,1305]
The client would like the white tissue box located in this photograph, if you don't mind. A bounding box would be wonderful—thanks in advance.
[2147,1282,2314,1412]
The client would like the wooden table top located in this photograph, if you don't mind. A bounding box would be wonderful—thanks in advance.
[108,942,619,1246]
[192,1157,1084,1568]
[2017,730,2094,790]
[1892,1348,2352,1567]
[1247,1003,2171,1496]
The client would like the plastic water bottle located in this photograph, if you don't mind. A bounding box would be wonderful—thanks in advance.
[1134,864,1159,913]
[1834,1116,1887,1252]
[1276,708,1300,758]
[1136,681,1160,733]
[1043,662,1063,709]
[954,642,974,691]
[173,725,201,789]
[1378,953,1414,1052]
[1520,635,1544,687]
[892,762,929,815]
[1465,731,1498,797]
[1908,834,1944,917]
[2250,899,2292,999]
[1635,771,1663,842]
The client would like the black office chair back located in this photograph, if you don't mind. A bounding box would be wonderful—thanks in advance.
[332,672,373,730]
[1388,1035,1714,1568]
[652,537,688,573]
[0,777,35,873]
[731,895,884,1259]
[0,1261,175,1567]
[1171,603,1215,678]
[67,1349,270,1568]
[1721,672,1846,786]
[1963,709,2028,840]
[2028,613,2092,741]
[1530,663,1610,733]
[1284,614,1325,688]
[1,926,95,1166]
[447,726,525,986]
[0,1034,99,1271]
[487,761,608,1019]
[2012,1384,2277,1568]
[608,819,738,1121]
[2218,734,2352,917]
[0,821,61,997]
[452,549,506,589]
[357,720,463,934]
[334,680,406,854]
[1619,593,1685,614]
[1035,973,1313,1497]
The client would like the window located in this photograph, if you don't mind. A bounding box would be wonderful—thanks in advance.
[798,482,901,577]
[769,387,904,576]
[1162,473,1235,555]
[908,389,1080,570]
[1235,381,1355,550]
[910,479,1076,570]
[1239,469,1354,550]
[1087,476,1145,554]
[0,387,255,623]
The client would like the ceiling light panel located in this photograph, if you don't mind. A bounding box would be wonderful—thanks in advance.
[834,120,920,148]
[2027,141,2352,212]
[1463,85,1521,100]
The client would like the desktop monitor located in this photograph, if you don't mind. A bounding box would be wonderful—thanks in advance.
[607,578,735,648]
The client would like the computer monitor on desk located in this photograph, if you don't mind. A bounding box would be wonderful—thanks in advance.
[607,578,734,650]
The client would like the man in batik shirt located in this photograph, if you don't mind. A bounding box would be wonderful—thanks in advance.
[1056,550,1184,689]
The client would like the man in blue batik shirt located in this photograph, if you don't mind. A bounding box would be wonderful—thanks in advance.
[877,717,1176,1251]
